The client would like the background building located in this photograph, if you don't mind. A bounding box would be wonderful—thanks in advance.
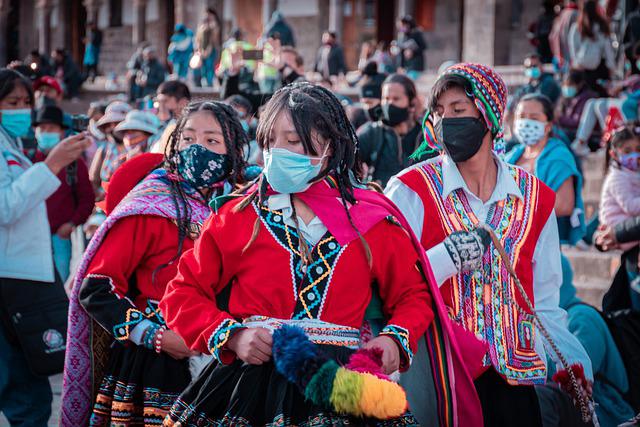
[0,0,542,77]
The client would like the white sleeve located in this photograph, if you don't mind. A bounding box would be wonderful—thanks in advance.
[533,210,594,381]
[0,162,61,226]
[384,175,425,238]
[426,243,459,286]
[385,175,458,286]
[129,319,156,346]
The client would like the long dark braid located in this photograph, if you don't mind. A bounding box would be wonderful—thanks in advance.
[236,82,372,265]
[153,100,248,282]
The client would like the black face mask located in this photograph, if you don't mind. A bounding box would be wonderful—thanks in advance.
[435,117,488,163]
[367,104,382,121]
[381,104,409,127]
[281,66,301,86]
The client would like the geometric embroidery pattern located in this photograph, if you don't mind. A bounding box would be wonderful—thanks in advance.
[253,201,347,320]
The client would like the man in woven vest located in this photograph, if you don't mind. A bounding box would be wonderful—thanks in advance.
[386,63,593,427]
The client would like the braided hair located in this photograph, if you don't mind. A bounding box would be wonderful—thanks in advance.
[235,82,373,264]
[153,100,248,282]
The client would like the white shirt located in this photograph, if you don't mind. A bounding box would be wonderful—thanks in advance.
[267,193,328,245]
[385,155,593,380]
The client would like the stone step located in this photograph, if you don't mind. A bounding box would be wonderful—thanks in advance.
[563,247,620,283]
[574,278,610,309]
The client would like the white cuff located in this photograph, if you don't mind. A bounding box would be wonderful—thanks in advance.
[129,319,156,346]
[426,242,459,287]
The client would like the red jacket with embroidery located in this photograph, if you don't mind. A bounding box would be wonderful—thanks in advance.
[161,197,434,369]
[80,215,194,340]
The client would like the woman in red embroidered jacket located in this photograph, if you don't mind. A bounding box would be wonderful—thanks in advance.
[161,83,485,426]
[60,101,247,427]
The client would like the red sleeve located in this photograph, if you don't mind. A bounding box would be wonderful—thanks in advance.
[372,220,434,371]
[71,159,95,226]
[85,216,155,294]
[80,215,173,340]
[160,214,244,363]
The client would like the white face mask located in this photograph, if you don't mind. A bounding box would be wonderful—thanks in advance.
[514,118,547,146]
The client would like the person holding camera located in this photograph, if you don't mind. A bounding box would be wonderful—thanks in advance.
[31,105,95,282]
[0,68,90,425]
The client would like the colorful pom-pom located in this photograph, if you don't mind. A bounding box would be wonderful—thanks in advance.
[304,359,340,408]
[359,372,408,419]
[272,325,408,420]
[330,368,364,416]
[272,325,321,385]
[345,347,388,379]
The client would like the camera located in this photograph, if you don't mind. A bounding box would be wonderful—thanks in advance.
[70,114,90,132]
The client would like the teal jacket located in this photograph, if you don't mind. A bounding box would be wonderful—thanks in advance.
[559,255,635,427]
[505,137,586,245]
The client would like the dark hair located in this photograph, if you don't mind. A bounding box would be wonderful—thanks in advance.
[363,60,378,76]
[578,0,610,38]
[525,53,541,62]
[236,82,371,263]
[225,94,253,115]
[157,80,191,101]
[324,30,337,39]
[610,124,640,149]
[566,69,586,86]
[517,93,554,122]
[400,15,416,29]
[383,73,417,102]
[281,46,304,67]
[428,73,473,112]
[157,101,247,279]
[0,68,34,105]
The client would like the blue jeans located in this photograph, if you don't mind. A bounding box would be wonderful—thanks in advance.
[0,320,52,426]
[51,234,71,282]
[193,50,217,87]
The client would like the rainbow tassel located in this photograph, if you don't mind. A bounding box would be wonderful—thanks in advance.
[272,325,408,420]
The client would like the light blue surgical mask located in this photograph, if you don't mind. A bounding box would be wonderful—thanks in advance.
[262,147,326,194]
[562,86,577,98]
[524,67,541,80]
[35,129,61,151]
[0,108,32,138]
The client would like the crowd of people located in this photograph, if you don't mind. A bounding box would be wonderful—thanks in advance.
[1,1,640,427]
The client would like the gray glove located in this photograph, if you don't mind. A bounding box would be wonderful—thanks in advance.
[442,228,491,273]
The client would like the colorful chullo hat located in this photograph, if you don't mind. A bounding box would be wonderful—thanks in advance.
[413,62,509,160]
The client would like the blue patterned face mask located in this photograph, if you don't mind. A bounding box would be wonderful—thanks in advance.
[177,144,232,190]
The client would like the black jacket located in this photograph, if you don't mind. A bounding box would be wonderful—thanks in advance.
[314,44,347,78]
[357,121,422,186]
[398,30,427,72]
[615,215,640,243]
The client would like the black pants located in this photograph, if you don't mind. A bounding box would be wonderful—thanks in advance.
[474,368,543,427]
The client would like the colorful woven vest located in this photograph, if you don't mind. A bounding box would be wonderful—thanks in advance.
[399,159,555,385]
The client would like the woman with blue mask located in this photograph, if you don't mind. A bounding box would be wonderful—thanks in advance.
[161,82,483,427]
[61,101,248,426]
[0,68,90,425]
[506,93,586,246]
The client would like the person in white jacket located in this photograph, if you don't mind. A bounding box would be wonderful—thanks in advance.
[0,68,90,425]
[568,0,616,94]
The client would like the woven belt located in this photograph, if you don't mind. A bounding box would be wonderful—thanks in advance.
[242,316,361,349]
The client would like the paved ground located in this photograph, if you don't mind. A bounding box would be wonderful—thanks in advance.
[0,374,62,426]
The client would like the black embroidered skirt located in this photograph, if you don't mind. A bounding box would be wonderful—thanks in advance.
[164,345,419,427]
[89,342,191,426]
